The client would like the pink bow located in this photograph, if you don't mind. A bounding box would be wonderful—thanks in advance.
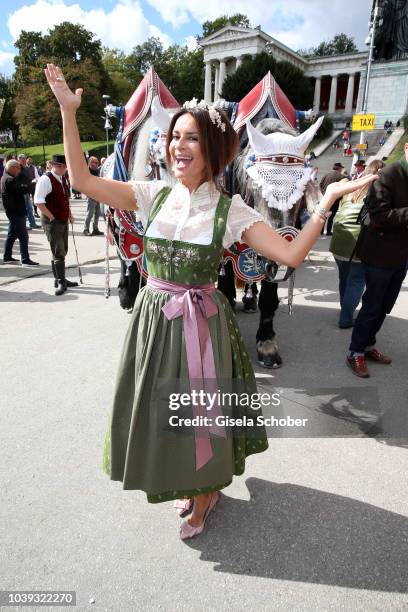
[147,277,226,470]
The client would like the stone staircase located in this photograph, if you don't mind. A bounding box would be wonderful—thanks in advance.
[313,128,391,177]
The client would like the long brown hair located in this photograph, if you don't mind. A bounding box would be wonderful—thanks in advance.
[166,107,239,184]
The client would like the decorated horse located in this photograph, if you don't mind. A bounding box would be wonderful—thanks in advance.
[102,70,323,371]
[101,68,178,309]
[218,72,323,368]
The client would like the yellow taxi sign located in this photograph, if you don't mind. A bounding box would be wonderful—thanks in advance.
[355,143,368,150]
[352,113,376,131]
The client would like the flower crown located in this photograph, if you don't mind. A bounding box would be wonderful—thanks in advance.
[183,98,226,132]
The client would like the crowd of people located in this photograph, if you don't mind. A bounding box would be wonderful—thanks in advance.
[1,152,105,293]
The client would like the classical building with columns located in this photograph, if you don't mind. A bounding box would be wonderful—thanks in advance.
[199,25,380,124]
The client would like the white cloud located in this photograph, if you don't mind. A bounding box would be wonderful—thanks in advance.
[0,51,14,77]
[3,0,374,77]
[265,1,372,52]
[185,36,198,51]
[7,0,172,53]
[145,0,372,50]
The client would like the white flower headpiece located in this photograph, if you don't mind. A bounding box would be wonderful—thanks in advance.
[183,98,226,132]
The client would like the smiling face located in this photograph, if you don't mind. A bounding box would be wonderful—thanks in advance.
[168,113,206,191]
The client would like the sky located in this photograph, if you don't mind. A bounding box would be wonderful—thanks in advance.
[0,0,373,78]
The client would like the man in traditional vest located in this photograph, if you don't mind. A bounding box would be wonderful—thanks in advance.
[34,154,78,295]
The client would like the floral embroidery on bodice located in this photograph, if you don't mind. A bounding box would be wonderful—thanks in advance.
[144,187,232,285]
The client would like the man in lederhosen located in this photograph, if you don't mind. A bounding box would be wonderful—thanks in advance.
[34,154,78,295]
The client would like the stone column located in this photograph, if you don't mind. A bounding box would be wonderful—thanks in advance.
[355,72,365,113]
[204,61,212,103]
[313,76,321,113]
[328,74,338,114]
[214,64,220,100]
[345,73,356,114]
[236,56,243,70]
[218,59,227,96]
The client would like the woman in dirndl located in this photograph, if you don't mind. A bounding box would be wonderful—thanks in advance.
[45,64,377,540]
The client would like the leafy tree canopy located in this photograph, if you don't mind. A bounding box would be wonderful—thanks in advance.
[14,59,105,144]
[0,75,17,133]
[101,47,134,103]
[221,52,313,110]
[14,23,106,86]
[102,47,128,75]
[155,45,204,102]
[125,37,204,102]
[126,37,164,79]
[201,14,251,38]
[12,23,112,143]
[298,33,358,57]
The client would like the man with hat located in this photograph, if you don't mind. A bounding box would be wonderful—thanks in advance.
[34,154,78,295]
[352,159,366,180]
[319,163,347,235]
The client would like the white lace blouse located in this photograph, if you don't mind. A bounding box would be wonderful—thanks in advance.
[130,180,264,249]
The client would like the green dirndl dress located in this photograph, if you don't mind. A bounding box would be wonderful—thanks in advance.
[103,187,268,503]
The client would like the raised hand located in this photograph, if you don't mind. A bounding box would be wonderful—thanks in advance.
[44,63,82,113]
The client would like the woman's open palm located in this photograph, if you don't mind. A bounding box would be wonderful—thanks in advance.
[45,63,82,113]
[325,174,378,201]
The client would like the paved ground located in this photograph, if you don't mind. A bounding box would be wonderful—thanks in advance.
[1,201,408,611]
[0,197,108,287]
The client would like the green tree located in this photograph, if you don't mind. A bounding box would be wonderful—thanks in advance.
[126,37,164,79]
[102,47,128,74]
[46,22,113,97]
[154,45,204,101]
[108,72,135,104]
[102,47,134,103]
[12,23,112,142]
[273,61,313,109]
[14,60,104,144]
[201,14,251,38]
[298,33,358,57]
[14,31,47,86]
[121,38,204,102]
[46,22,103,64]
[14,23,108,86]
[221,52,313,109]
[14,67,60,143]
[0,75,17,134]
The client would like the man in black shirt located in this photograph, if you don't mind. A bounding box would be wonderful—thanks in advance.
[1,160,39,266]
[17,153,39,229]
